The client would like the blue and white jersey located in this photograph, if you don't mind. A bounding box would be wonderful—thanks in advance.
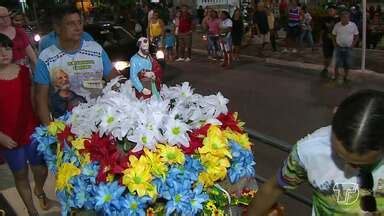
[38,31,94,54]
[34,40,112,99]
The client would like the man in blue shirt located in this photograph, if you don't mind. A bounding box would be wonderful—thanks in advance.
[38,31,94,54]
[34,5,119,125]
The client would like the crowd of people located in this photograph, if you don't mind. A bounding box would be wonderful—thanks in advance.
[193,1,383,80]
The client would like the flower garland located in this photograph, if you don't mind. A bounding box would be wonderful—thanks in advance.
[32,79,257,215]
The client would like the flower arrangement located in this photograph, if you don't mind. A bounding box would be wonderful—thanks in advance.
[32,77,257,216]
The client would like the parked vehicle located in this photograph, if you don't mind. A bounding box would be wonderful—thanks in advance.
[84,22,165,77]
[84,22,138,77]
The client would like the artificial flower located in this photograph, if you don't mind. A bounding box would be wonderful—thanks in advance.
[157,144,185,165]
[163,118,190,147]
[120,194,152,216]
[47,120,66,136]
[71,138,86,150]
[199,126,231,159]
[56,162,81,191]
[217,112,244,133]
[122,156,156,198]
[228,141,256,183]
[190,184,209,215]
[223,130,252,150]
[143,148,168,178]
[93,181,126,215]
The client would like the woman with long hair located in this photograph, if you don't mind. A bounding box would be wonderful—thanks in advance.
[232,9,244,61]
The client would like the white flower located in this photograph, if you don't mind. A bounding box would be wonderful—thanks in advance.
[128,125,158,152]
[161,82,194,101]
[163,117,190,147]
[201,92,229,118]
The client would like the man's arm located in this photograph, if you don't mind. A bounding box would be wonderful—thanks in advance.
[247,175,284,216]
[351,34,359,47]
[248,144,307,215]
[351,24,359,47]
[33,58,52,125]
[332,24,338,47]
[101,49,120,81]
[34,84,51,126]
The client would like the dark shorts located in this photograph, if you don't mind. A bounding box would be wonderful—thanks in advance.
[0,140,45,172]
[166,47,174,52]
[232,35,242,46]
[287,25,301,40]
[335,47,352,70]
[322,43,334,58]
[178,33,192,48]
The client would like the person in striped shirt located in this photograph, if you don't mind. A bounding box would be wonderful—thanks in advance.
[282,0,301,53]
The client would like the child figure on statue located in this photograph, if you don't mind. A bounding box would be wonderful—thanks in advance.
[130,37,163,99]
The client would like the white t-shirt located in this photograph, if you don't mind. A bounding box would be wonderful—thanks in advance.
[332,21,359,47]
[220,18,233,37]
[278,126,384,215]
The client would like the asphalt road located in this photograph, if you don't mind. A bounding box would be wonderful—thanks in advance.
[164,53,384,215]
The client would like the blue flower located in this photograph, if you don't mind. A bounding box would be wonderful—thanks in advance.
[184,156,204,181]
[120,194,152,216]
[62,140,80,165]
[56,190,73,216]
[93,181,126,215]
[70,175,95,209]
[31,126,58,173]
[190,184,209,215]
[81,162,99,184]
[163,181,192,216]
[228,141,256,184]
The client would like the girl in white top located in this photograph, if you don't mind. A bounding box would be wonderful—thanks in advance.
[219,11,233,68]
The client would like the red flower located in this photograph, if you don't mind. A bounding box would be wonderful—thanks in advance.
[84,133,133,183]
[217,112,243,133]
[56,126,75,150]
[182,124,211,154]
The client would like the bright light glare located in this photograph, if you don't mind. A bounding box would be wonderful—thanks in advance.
[156,50,164,59]
[34,34,41,42]
[113,61,130,71]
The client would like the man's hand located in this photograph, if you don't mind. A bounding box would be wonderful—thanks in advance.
[0,132,17,149]
[144,71,156,79]
[268,203,285,216]
[142,88,152,95]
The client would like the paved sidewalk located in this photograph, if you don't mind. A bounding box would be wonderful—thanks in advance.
[191,32,384,76]
[0,165,60,216]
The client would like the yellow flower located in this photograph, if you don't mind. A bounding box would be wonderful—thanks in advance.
[122,156,156,198]
[198,155,230,187]
[71,138,86,150]
[157,144,185,165]
[199,126,231,159]
[78,152,91,165]
[56,163,81,191]
[106,174,115,182]
[47,121,66,136]
[223,129,252,150]
[143,148,168,178]
[122,166,156,198]
[128,155,150,170]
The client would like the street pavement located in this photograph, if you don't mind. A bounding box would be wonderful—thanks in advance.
[192,31,384,74]
[1,51,384,215]
[164,53,384,215]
